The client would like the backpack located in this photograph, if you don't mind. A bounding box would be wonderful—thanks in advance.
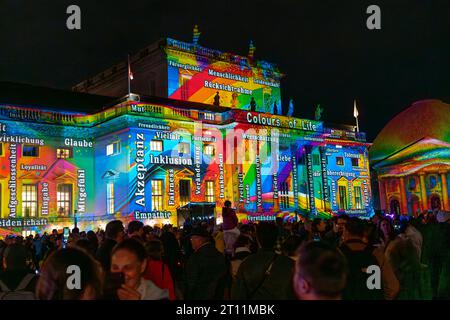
[340,241,384,300]
[0,273,36,300]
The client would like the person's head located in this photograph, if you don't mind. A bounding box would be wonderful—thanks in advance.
[3,244,30,271]
[72,227,80,234]
[343,217,365,241]
[312,218,327,234]
[75,238,93,254]
[239,224,252,236]
[86,230,98,244]
[224,200,232,208]
[293,241,348,300]
[234,235,251,250]
[281,235,307,258]
[127,220,144,238]
[189,227,211,251]
[145,240,164,260]
[378,218,394,240]
[36,247,103,300]
[371,211,382,225]
[142,225,154,241]
[52,229,58,236]
[256,222,278,250]
[105,220,125,243]
[336,214,349,235]
[111,239,147,289]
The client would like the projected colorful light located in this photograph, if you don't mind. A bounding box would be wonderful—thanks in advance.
[370,100,450,215]
[0,99,373,233]
[166,38,282,112]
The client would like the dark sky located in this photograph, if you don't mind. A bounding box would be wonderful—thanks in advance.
[1,0,450,141]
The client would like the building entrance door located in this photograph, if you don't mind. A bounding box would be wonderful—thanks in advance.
[430,194,441,211]
[390,198,401,215]
[179,179,191,207]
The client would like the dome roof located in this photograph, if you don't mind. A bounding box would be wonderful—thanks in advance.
[369,99,450,162]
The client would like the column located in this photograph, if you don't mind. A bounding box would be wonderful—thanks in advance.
[440,172,449,211]
[378,177,387,211]
[384,179,390,212]
[419,173,428,211]
[399,177,408,214]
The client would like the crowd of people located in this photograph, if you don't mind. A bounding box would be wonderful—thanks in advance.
[0,204,448,300]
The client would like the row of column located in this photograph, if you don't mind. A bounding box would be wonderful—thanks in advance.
[378,172,449,213]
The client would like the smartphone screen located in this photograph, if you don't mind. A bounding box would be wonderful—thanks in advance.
[104,272,125,300]
[62,227,70,248]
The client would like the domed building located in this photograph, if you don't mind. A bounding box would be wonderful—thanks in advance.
[370,99,450,215]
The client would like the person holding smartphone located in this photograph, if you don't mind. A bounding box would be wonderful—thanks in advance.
[110,238,169,300]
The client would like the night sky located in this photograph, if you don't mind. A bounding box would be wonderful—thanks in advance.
[1,0,449,141]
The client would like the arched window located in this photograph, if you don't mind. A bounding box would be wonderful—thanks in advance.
[408,177,417,191]
[429,175,438,189]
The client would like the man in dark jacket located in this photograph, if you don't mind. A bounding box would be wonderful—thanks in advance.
[232,222,296,300]
[0,244,38,299]
[339,217,384,300]
[184,226,228,300]
[96,220,125,272]
[323,214,349,248]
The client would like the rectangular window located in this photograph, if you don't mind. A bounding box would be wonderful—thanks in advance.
[336,157,344,166]
[151,180,163,210]
[22,145,38,157]
[57,184,72,216]
[338,185,348,210]
[181,75,191,100]
[57,148,72,159]
[178,142,190,155]
[106,183,115,214]
[205,181,215,203]
[351,158,359,167]
[244,140,250,162]
[354,186,363,209]
[280,181,290,209]
[179,180,191,206]
[204,144,215,156]
[150,140,163,152]
[312,154,320,166]
[22,184,38,217]
[106,141,120,156]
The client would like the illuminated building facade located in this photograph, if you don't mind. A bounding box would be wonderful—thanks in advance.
[0,38,373,234]
[370,100,450,215]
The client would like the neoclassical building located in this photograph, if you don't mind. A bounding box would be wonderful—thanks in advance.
[370,99,450,215]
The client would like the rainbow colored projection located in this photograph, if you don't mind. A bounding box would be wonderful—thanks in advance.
[0,98,373,234]
[370,100,450,214]
[166,38,282,112]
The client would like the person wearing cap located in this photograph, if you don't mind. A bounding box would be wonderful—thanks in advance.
[184,226,228,299]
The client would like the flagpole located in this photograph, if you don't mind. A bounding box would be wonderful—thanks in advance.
[356,115,359,132]
[353,99,359,132]
[127,54,131,98]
